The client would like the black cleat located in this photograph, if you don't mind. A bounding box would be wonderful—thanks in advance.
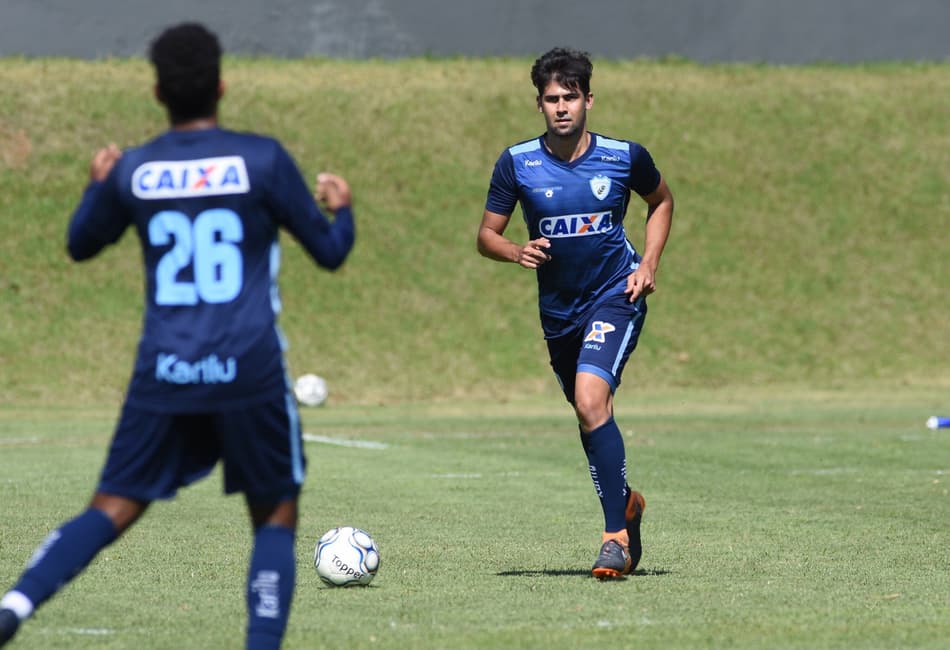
[625,490,646,572]
[0,609,20,647]
[591,539,631,580]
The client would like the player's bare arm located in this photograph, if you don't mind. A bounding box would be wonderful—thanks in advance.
[625,176,674,302]
[477,209,551,269]
[89,144,122,182]
[315,172,351,212]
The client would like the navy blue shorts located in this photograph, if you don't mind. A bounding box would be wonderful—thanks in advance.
[98,393,305,503]
[547,293,647,403]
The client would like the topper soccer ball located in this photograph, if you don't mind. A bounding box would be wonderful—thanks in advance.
[294,373,328,407]
[314,526,380,587]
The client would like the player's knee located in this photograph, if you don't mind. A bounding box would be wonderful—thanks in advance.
[89,493,149,533]
[573,396,610,432]
[248,498,298,530]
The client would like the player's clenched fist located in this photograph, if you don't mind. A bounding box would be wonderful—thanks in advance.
[517,238,552,269]
[315,172,351,212]
[90,144,122,182]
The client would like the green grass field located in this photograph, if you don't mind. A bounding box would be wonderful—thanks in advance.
[1,57,949,648]
[1,387,949,649]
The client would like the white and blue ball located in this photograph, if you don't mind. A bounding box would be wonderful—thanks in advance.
[294,373,328,407]
[314,526,380,586]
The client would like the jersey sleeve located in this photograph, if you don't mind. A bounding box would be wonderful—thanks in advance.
[66,166,131,261]
[628,143,662,197]
[266,143,355,270]
[484,149,519,216]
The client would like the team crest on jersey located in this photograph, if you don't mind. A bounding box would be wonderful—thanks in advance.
[132,156,250,199]
[584,321,616,343]
[589,174,611,200]
[538,211,612,238]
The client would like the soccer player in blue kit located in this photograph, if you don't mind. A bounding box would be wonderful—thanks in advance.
[477,47,674,579]
[0,23,354,648]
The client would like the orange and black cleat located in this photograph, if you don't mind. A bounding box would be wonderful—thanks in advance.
[626,490,646,572]
[591,539,632,579]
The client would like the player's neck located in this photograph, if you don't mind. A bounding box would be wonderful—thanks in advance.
[171,116,218,132]
[543,130,590,163]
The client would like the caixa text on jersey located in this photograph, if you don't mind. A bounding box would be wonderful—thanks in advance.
[538,211,612,238]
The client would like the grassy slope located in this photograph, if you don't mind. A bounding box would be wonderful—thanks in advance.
[0,58,947,405]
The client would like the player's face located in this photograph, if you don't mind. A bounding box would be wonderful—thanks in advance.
[537,80,593,139]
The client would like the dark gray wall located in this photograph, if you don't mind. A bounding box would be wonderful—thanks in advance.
[1,0,948,63]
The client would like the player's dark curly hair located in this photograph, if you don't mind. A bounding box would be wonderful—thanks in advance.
[530,47,593,97]
[149,23,221,124]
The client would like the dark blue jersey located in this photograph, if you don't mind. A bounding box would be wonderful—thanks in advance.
[485,133,660,338]
[67,127,354,412]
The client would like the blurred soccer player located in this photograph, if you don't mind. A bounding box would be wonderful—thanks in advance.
[0,23,354,648]
[477,47,674,579]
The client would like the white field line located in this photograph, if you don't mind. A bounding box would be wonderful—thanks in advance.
[429,471,526,479]
[38,628,115,637]
[418,432,517,439]
[0,437,40,444]
[791,468,950,478]
[302,434,388,450]
[788,467,858,476]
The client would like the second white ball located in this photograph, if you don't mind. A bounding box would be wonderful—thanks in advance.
[314,526,380,587]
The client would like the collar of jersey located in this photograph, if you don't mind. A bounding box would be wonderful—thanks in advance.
[538,131,598,169]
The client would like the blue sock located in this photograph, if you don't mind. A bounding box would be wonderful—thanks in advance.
[246,525,296,650]
[12,508,118,613]
[579,418,629,533]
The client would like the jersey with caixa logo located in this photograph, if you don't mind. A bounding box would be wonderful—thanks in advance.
[485,132,661,338]
[66,128,354,412]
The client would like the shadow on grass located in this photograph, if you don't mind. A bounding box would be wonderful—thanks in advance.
[497,568,671,578]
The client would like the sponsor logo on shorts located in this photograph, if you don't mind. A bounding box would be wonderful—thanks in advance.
[132,156,250,199]
[538,211,612,238]
[584,321,616,344]
[155,352,237,384]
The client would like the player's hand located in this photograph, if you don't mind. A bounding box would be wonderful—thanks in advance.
[517,237,551,269]
[315,172,352,212]
[625,264,656,302]
[90,144,121,182]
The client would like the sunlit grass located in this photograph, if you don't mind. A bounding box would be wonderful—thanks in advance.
[0,58,948,407]
[1,387,949,648]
